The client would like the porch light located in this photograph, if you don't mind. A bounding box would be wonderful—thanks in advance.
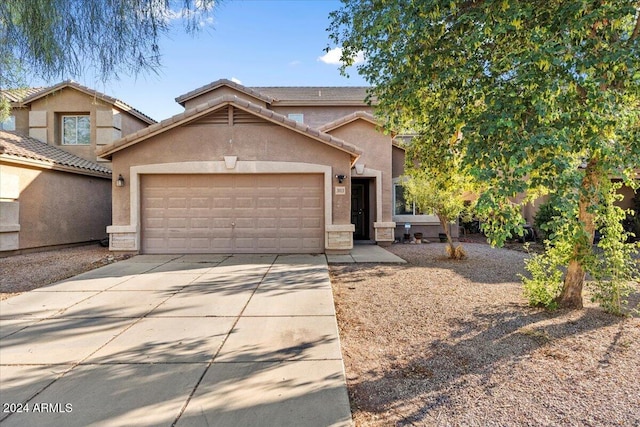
[335,174,346,183]
[116,174,125,187]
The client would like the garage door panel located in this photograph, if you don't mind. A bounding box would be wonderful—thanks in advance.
[211,218,232,228]
[302,237,324,251]
[141,174,324,254]
[302,197,322,208]
[191,198,209,208]
[235,197,255,209]
[190,218,210,228]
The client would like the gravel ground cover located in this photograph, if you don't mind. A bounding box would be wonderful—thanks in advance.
[330,242,640,426]
[0,244,128,300]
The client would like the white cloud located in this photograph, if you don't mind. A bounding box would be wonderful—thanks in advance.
[318,47,364,66]
[162,0,216,27]
[288,60,302,67]
[231,77,243,85]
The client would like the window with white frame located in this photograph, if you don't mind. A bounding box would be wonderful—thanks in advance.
[392,178,439,222]
[0,115,16,131]
[62,115,90,145]
[287,113,304,123]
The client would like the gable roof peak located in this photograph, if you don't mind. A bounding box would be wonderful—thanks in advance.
[12,80,156,124]
[97,94,362,162]
[174,78,274,106]
[318,110,382,133]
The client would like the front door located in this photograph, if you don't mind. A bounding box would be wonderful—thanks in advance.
[351,179,369,240]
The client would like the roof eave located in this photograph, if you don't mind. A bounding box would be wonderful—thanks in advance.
[0,155,112,178]
[271,100,375,107]
[113,101,156,125]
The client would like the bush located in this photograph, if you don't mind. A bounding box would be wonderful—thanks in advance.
[533,200,560,240]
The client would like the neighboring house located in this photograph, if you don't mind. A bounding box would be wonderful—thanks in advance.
[0,131,111,252]
[2,80,156,165]
[97,79,448,255]
[0,81,155,253]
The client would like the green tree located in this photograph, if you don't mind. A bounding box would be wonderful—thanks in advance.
[402,131,477,259]
[0,0,217,119]
[329,0,640,311]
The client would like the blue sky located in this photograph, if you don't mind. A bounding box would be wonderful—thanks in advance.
[31,0,368,122]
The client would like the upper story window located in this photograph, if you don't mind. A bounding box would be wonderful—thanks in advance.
[0,115,16,131]
[62,115,90,145]
[287,113,304,123]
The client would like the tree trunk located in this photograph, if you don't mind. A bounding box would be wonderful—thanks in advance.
[438,214,456,257]
[555,159,600,309]
[557,260,585,309]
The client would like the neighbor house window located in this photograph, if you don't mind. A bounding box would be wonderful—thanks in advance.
[287,113,304,123]
[0,115,15,131]
[62,115,90,145]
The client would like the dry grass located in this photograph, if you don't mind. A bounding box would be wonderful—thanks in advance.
[330,243,640,426]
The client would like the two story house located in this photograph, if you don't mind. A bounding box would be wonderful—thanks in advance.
[0,81,155,253]
[98,79,447,254]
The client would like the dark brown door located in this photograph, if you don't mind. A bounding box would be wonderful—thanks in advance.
[351,181,369,240]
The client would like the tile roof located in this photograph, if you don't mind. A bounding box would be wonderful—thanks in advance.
[97,94,362,161]
[3,80,156,124]
[173,78,376,108]
[175,78,275,106]
[253,87,375,105]
[0,131,112,176]
[1,87,45,103]
[318,111,381,132]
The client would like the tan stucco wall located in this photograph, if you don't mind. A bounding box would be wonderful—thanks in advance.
[10,108,30,134]
[110,119,353,228]
[119,111,150,136]
[392,145,406,178]
[182,87,269,110]
[271,106,374,129]
[325,120,393,223]
[0,162,111,250]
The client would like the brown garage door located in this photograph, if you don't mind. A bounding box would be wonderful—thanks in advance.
[141,174,324,254]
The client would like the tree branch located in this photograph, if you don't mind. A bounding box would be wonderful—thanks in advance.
[631,10,640,41]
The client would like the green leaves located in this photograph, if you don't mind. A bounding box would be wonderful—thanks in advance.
[329,0,640,311]
[0,0,218,83]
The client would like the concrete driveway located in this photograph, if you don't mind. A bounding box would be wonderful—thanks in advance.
[0,254,352,427]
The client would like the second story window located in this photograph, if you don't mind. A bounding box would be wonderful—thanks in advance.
[62,115,90,145]
[0,115,16,131]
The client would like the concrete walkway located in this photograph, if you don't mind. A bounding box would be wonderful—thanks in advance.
[0,254,352,427]
[326,244,407,264]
